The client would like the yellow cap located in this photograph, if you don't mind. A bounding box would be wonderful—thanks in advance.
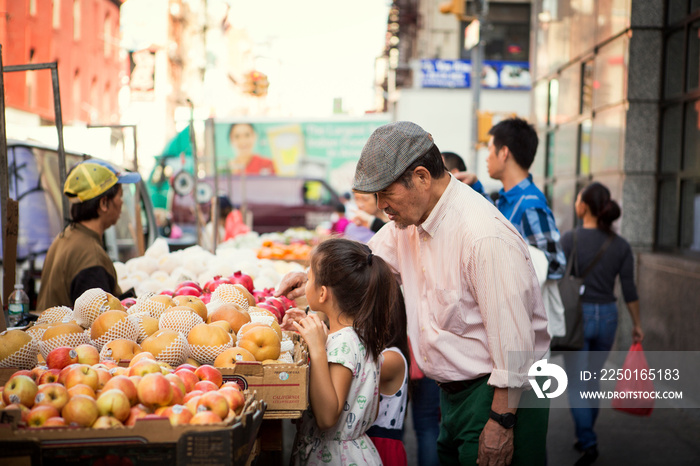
[63,161,140,203]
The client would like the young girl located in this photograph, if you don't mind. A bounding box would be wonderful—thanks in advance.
[366,291,410,466]
[292,238,399,465]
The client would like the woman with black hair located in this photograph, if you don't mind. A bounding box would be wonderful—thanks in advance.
[561,182,644,466]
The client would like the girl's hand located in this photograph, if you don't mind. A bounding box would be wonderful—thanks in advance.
[632,325,644,343]
[281,307,307,331]
[293,313,328,357]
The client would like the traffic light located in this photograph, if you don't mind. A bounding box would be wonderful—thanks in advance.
[243,71,269,97]
[439,0,475,22]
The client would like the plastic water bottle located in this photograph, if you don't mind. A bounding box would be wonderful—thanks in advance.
[7,283,29,327]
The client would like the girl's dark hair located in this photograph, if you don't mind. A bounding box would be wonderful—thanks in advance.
[396,144,447,188]
[385,290,411,379]
[70,184,121,223]
[580,182,621,233]
[310,238,398,361]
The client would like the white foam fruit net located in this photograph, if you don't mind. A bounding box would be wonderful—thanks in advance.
[0,338,39,370]
[211,284,250,311]
[278,338,295,364]
[126,292,154,315]
[128,313,157,343]
[25,325,49,342]
[149,332,189,367]
[90,317,139,351]
[74,288,112,328]
[141,297,173,320]
[189,333,234,366]
[39,331,90,359]
[36,306,74,325]
[159,310,204,335]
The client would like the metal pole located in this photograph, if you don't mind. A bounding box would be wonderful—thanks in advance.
[49,65,70,227]
[0,45,8,323]
[187,100,202,247]
[470,0,488,169]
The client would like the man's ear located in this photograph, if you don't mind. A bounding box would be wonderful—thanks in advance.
[500,145,512,162]
[413,166,431,187]
[99,197,109,211]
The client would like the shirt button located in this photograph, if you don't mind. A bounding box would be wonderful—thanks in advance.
[422,267,425,272]
[423,357,427,362]
[421,326,425,331]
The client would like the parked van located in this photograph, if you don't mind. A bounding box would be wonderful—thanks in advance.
[1,139,158,307]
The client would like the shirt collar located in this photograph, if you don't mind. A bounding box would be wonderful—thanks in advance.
[419,174,460,238]
[498,174,534,201]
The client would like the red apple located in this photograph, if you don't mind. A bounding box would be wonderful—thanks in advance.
[194,380,218,393]
[257,302,284,323]
[26,404,60,427]
[58,363,81,385]
[96,389,131,422]
[3,375,38,407]
[46,347,80,370]
[176,363,198,372]
[137,373,173,408]
[92,415,124,428]
[129,358,162,377]
[183,390,204,403]
[159,404,193,425]
[218,387,245,415]
[38,369,61,385]
[44,416,66,426]
[34,383,69,411]
[125,404,150,426]
[194,365,223,388]
[74,344,100,365]
[102,375,138,406]
[203,276,232,294]
[67,383,96,399]
[196,391,229,420]
[62,394,99,427]
[4,403,30,422]
[189,410,222,425]
[30,366,48,383]
[174,369,199,393]
[94,368,112,390]
[64,365,99,391]
[10,369,35,381]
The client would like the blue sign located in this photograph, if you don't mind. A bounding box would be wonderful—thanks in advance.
[420,59,531,90]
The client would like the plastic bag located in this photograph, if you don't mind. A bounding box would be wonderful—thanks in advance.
[224,209,250,241]
[611,343,655,416]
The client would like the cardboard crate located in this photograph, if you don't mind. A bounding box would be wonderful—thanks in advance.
[219,332,308,417]
[0,394,266,466]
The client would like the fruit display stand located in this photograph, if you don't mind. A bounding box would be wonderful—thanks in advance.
[0,393,266,466]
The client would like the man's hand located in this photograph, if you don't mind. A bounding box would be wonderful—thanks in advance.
[274,271,308,301]
[477,419,515,466]
[454,171,479,185]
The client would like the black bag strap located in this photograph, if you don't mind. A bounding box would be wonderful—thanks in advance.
[563,229,579,278]
[579,233,616,279]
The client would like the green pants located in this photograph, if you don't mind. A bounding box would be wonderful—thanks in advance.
[437,377,549,465]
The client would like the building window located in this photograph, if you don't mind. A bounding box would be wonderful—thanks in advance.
[53,0,61,29]
[73,0,81,40]
[29,0,37,15]
[658,15,700,252]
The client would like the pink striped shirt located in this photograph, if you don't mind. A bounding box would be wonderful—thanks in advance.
[369,175,550,388]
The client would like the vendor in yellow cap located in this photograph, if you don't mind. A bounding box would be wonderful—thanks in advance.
[36,160,141,310]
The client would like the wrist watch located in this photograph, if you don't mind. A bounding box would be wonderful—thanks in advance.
[489,410,517,429]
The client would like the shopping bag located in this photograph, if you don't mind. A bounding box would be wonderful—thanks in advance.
[611,343,655,416]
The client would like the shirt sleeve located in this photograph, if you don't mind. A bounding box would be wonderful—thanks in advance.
[468,236,542,388]
[521,207,567,280]
[70,266,116,306]
[326,331,360,374]
[618,241,639,303]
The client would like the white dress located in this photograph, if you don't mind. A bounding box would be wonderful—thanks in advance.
[293,327,383,465]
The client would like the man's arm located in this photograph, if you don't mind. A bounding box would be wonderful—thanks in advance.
[521,207,566,279]
[70,266,116,305]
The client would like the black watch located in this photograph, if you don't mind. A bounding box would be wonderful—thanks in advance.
[489,410,517,429]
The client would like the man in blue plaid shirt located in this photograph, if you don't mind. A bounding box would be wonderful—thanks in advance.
[468,118,566,279]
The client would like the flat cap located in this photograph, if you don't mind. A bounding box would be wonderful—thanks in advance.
[353,121,434,193]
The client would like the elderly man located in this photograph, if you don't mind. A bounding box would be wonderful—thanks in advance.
[278,121,550,465]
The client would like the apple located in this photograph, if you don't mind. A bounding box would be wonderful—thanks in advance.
[174,286,202,297]
[228,271,254,293]
[194,380,219,393]
[37,369,61,385]
[128,358,162,377]
[44,416,67,426]
[4,402,30,422]
[194,365,223,388]
[184,395,201,415]
[58,363,80,385]
[137,373,173,408]
[102,375,138,406]
[221,381,243,391]
[34,383,69,411]
[45,346,80,370]
[196,391,228,419]
[176,364,198,372]
[165,374,186,396]
[159,404,193,425]
[30,366,48,383]
[238,326,281,361]
[190,411,222,425]
[183,390,204,404]
[26,404,60,427]
[96,389,131,422]
[175,281,203,293]
[158,361,175,375]
[125,404,150,426]
[67,383,96,399]
[218,387,245,415]
[170,384,185,406]
[64,365,99,391]
[128,351,156,367]
[223,408,237,424]
[174,369,199,393]
[62,394,99,427]
[213,347,256,367]
[3,375,38,407]
[92,415,124,428]
[74,344,100,365]
[11,369,36,382]
[94,368,112,390]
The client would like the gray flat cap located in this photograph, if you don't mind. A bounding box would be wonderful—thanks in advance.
[353,121,434,193]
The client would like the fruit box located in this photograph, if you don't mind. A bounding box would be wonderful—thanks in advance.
[218,331,309,416]
[0,395,266,466]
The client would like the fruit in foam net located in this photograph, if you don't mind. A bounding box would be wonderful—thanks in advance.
[61,394,99,427]
[35,383,69,411]
[238,320,283,341]
[172,295,208,321]
[41,323,85,342]
[208,320,237,343]
[0,330,33,361]
[141,329,183,362]
[187,323,231,348]
[133,314,160,342]
[237,326,281,361]
[46,346,80,370]
[147,294,175,309]
[90,310,132,341]
[102,339,143,363]
[106,292,125,311]
[4,375,38,407]
[213,347,256,367]
[208,303,250,333]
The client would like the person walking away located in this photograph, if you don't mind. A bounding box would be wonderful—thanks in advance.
[278,121,551,465]
[37,160,140,310]
[367,291,410,466]
[561,182,644,466]
[291,238,401,465]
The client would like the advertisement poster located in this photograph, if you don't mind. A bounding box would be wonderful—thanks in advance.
[420,59,531,90]
[212,118,390,193]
